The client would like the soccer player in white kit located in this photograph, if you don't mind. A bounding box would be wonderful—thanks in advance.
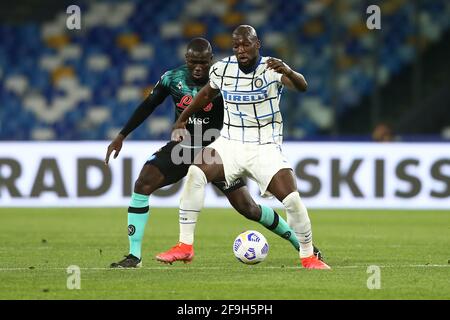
[169,25,330,269]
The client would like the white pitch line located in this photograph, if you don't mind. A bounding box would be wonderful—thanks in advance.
[0,265,449,271]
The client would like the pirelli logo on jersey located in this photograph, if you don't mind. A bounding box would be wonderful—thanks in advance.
[222,89,268,103]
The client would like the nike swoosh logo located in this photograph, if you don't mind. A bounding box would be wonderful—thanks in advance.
[224,82,232,86]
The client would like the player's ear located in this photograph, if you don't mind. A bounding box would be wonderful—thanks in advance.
[255,39,261,50]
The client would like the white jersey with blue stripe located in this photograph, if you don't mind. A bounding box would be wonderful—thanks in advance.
[209,55,284,145]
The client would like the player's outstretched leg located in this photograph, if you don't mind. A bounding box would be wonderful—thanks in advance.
[156,165,207,264]
[156,149,224,264]
[268,169,330,269]
[259,205,300,250]
[223,185,299,250]
[110,192,149,268]
[281,191,329,269]
[111,164,165,268]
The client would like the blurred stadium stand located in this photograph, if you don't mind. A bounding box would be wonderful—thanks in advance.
[0,0,449,141]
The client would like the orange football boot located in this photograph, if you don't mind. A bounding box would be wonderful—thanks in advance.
[301,254,331,269]
[155,242,194,264]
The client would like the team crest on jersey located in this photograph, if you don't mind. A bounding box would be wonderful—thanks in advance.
[176,94,213,111]
[177,81,183,90]
[254,78,263,88]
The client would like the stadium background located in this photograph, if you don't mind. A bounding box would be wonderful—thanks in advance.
[1,0,449,141]
[0,0,449,300]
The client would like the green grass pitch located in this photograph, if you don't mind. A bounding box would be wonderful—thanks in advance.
[0,208,449,299]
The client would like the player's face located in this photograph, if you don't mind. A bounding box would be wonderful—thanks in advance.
[232,35,260,66]
[185,50,212,81]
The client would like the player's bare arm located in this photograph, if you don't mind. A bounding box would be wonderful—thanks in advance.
[172,84,220,140]
[266,57,307,92]
[105,81,169,165]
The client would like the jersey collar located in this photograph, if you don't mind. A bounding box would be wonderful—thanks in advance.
[238,55,262,74]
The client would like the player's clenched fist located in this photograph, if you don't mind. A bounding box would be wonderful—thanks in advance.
[171,120,189,142]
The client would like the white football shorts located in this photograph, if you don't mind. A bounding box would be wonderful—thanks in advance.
[206,136,292,197]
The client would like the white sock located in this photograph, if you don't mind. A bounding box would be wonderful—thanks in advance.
[179,166,207,245]
[282,191,314,258]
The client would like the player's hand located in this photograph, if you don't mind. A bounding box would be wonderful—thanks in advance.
[266,58,293,76]
[105,134,125,165]
[171,120,189,142]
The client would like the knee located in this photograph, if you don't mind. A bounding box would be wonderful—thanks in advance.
[186,166,207,188]
[234,201,261,222]
[134,176,158,195]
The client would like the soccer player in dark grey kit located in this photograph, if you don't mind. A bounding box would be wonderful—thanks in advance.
[105,38,322,267]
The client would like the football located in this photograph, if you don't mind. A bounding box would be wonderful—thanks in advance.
[233,230,269,265]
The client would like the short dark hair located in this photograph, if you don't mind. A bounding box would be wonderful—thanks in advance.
[186,37,212,53]
[232,25,258,40]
